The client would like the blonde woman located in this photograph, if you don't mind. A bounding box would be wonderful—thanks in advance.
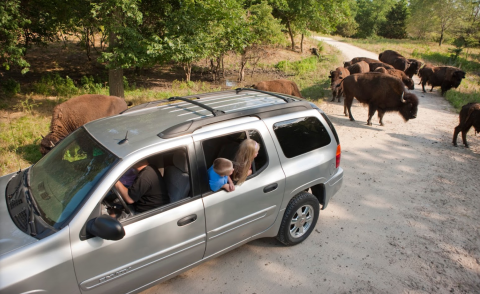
[232,139,260,185]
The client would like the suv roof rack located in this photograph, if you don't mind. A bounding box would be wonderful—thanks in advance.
[168,96,225,117]
[158,100,313,139]
[235,88,297,103]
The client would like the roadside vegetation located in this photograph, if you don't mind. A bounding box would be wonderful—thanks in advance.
[0,38,340,176]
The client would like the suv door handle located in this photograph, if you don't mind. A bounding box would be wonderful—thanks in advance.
[177,214,197,226]
[263,183,278,193]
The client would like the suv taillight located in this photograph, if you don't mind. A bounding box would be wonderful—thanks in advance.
[336,144,341,168]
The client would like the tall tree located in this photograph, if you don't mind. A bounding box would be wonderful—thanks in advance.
[378,0,409,39]
[236,1,285,81]
[92,0,148,97]
[355,0,395,38]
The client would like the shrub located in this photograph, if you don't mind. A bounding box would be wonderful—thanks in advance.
[1,79,21,96]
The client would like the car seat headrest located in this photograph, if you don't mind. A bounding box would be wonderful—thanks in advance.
[173,150,188,173]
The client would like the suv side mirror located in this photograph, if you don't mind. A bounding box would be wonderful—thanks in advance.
[86,215,125,241]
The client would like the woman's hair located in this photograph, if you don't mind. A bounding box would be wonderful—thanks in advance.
[233,139,260,185]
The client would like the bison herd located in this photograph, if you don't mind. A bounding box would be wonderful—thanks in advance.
[39,50,477,156]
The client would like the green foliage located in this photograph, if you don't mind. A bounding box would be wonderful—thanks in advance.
[275,57,319,75]
[81,76,104,93]
[1,79,21,96]
[32,74,79,97]
[14,97,41,114]
[378,0,409,39]
[0,0,30,73]
[355,0,396,38]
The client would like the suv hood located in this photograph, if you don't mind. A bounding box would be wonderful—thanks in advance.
[0,171,37,257]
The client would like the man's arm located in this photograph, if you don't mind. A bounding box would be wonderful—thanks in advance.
[114,181,135,204]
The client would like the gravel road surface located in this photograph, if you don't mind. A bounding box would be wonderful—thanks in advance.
[141,36,480,294]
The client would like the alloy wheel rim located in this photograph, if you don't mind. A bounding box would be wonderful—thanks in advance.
[289,204,314,238]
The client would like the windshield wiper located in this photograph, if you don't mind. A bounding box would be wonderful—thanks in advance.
[24,170,38,236]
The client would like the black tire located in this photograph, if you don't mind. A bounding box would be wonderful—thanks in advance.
[276,192,319,246]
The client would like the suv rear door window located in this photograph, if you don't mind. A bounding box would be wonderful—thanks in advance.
[273,116,331,158]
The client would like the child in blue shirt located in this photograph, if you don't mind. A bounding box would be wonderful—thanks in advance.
[208,158,235,192]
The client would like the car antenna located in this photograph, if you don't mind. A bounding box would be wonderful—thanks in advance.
[118,131,129,145]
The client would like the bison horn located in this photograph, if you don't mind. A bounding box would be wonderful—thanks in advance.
[401,92,405,102]
[41,135,44,139]
[49,140,55,148]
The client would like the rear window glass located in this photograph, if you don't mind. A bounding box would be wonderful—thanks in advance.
[273,116,331,158]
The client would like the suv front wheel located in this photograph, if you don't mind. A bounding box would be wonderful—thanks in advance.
[276,192,320,246]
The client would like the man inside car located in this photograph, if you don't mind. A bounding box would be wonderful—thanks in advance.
[113,159,169,215]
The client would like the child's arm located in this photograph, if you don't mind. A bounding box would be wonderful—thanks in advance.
[221,176,235,192]
[227,176,235,191]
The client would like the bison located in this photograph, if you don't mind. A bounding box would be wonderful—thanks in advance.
[329,67,350,102]
[379,50,411,71]
[452,103,480,148]
[405,58,423,78]
[347,61,370,74]
[251,79,303,98]
[339,72,419,126]
[374,68,414,90]
[344,57,379,67]
[369,62,394,72]
[418,65,466,95]
[40,94,130,155]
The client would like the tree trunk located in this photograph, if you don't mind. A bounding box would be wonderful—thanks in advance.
[286,20,295,51]
[108,30,125,98]
[439,25,445,46]
[301,34,304,53]
[239,52,247,82]
[183,62,192,82]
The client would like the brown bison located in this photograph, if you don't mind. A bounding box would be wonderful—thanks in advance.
[418,65,466,95]
[453,103,480,148]
[369,62,394,72]
[374,68,414,90]
[339,72,419,126]
[252,79,303,98]
[405,58,423,78]
[344,57,379,67]
[379,50,411,71]
[40,94,130,155]
[347,61,370,74]
[329,67,350,102]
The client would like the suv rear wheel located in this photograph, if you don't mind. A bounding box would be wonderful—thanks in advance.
[276,192,319,246]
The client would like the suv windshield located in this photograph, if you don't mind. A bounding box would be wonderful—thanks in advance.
[30,128,118,228]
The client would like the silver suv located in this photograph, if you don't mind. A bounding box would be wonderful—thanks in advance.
[0,89,343,294]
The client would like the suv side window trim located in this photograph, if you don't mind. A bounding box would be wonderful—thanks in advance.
[196,129,270,197]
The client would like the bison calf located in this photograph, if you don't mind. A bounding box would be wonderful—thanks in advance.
[252,79,303,98]
[453,103,480,148]
[329,67,350,102]
[41,94,129,155]
[340,72,418,126]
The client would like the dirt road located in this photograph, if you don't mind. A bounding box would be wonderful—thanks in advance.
[142,37,480,294]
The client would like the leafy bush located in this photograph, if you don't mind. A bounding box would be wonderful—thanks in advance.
[32,73,79,97]
[1,79,21,96]
[81,75,104,93]
[275,57,318,75]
